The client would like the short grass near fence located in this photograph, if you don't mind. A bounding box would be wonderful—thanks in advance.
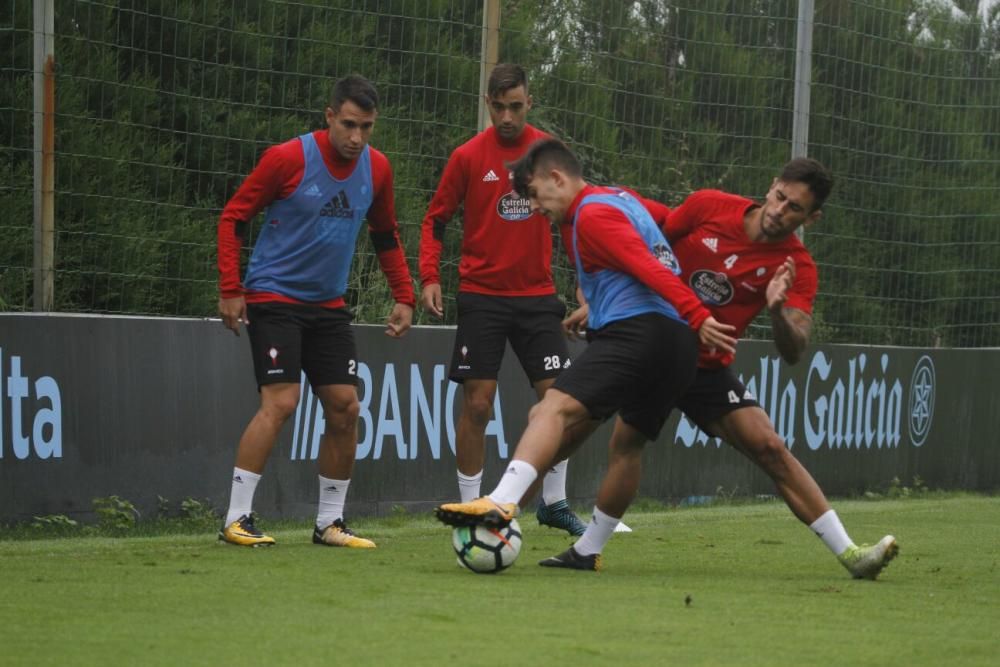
[1,495,997,666]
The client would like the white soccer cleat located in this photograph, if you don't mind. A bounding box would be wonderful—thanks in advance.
[838,535,899,580]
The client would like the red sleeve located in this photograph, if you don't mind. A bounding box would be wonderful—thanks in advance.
[217,142,302,297]
[640,197,670,230]
[617,187,671,230]
[577,204,711,330]
[785,251,817,315]
[368,149,416,307]
[660,191,707,243]
[419,149,468,286]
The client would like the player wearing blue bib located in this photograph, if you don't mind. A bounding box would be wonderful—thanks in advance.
[435,140,738,571]
[244,136,373,302]
[216,75,415,549]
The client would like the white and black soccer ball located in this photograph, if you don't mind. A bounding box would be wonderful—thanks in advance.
[451,519,522,574]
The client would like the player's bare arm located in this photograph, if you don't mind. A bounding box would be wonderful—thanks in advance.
[420,283,444,318]
[219,295,248,336]
[385,302,414,338]
[770,306,812,365]
[767,256,812,364]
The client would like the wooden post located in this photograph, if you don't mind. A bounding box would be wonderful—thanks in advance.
[33,0,56,311]
[477,0,501,132]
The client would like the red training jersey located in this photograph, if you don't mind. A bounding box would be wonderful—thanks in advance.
[419,124,555,296]
[663,189,818,368]
[561,185,712,331]
[217,129,414,308]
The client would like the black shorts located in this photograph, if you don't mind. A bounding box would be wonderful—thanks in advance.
[449,292,569,385]
[552,313,698,440]
[245,302,358,389]
[676,366,760,435]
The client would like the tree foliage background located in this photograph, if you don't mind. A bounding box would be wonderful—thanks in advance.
[2,0,998,346]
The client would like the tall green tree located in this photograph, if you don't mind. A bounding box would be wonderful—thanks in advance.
[1,0,996,347]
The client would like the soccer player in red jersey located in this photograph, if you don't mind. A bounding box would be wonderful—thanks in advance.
[564,158,899,578]
[419,64,589,535]
[216,75,415,548]
[434,140,738,571]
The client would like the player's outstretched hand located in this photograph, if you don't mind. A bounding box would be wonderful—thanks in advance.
[563,304,589,339]
[767,256,795,311]
[698,316,737,356]
[421,283,444,318]
[219,295,248,336]
[385,302,414,338]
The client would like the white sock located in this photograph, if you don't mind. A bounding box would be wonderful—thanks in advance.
[457,470,483,502]
[573,506,619,556]
[488,460,539,506]
[225,467,261,525]
[810,509,855,555]
[541,459,569,505]
[316,475,350,529]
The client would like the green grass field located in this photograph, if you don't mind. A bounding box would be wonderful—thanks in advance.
[2,495,997,666]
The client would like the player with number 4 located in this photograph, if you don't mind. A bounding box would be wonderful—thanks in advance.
[561,158,899,578]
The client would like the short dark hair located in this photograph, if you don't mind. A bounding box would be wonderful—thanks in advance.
[487,63,528,98]
[508,139,582,199]
[779,157,833,210]
[330,74,379,112]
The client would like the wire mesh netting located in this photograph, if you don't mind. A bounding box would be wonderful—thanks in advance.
[2,0,998,347]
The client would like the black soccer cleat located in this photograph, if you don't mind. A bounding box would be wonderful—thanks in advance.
[538,546,602,571]
[536,499,587,536]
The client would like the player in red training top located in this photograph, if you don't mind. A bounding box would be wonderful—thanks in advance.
[216,75,415,549]
[419,64,590,535]
[566,158,899,579]
[434,139,738,572]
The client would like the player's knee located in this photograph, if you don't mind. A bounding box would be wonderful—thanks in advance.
[261,392,299,423]
[324,397,360,430]
[461,394,494,424]
[529,393,574,425]
[751,432,790,471]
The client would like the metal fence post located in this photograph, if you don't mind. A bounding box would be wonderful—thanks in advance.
[792,0,814,241]
[792,0,814,160]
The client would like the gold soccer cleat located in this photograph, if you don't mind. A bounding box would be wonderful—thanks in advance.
[312,518,376,548]
[218,514,276,547]
[435,497,518,528]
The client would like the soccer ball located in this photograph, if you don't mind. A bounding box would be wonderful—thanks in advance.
[451,519,522,574]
